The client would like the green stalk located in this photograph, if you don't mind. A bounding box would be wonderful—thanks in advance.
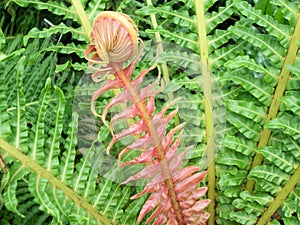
[146,0,171,83]
[245,8,300,193]
[71,0,92,37]
[194,1,216,224]
[146,0,181,127]
[0,137,115,225]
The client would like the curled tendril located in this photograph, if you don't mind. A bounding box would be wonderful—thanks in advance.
[85,11,141,82]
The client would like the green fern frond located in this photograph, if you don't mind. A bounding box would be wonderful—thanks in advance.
[228,25,286,66]
[206,1,234,34]
[224,55,279,86]
[233,0,292,47]
[6,0,79,23]
[45,43,86,58]
[23,23,88,45]
[226,100,267,125]
[270,0,300,26]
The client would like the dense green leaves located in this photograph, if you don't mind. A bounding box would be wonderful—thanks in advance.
[0,0,299,224]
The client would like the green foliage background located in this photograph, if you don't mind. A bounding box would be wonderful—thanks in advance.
[0,0,299,225]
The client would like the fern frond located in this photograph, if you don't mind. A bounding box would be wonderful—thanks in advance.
[222,135,256,156]
[0,114,116,225]
[225,100,267,125]
[210,42,245,70]
[233,0,292,47]
[214,0,300,224]
[2,57,28,217]
[270,0,300,26]
[257,147,297,174]
[85,10,210,224]
[224,55,279,86]
[23,23,88,45]
[6,0,104,74]
[206,1,234,34]
[45,43,86,58]
[223,73,273,106]
[229,25,286,66]
[6,0,79,23]
[0,66,10,141]
[208,30,233,54]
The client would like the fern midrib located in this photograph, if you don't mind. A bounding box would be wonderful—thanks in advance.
[47,87,64,172]
[194,1,216,225]
[7,164,27,217]
[146,0,170,83]
[245,9,300,193]
[0,137,116,225]
[32,78,49,161]
[15,58,23,150]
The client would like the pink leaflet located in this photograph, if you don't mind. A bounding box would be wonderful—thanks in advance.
[130,182,160,199]
[102,89,132,122]
[165,132,183,160]
[138,76,163,100]
[166,217,178,225]
[185,212,210,225]
[190,187,208,200]
[174,172,207,193]
[146,201,168,224]
[162,123,185,150]
[91,79,123,116]
[143,187,171,224]
[137,190,164,223]
[120,146,155,166]
[166,150,184,175]
[179,188,208,208]
[118,133,152,157]
[172,166,200,183]
[122,161,161,184]
[152,215,168,225]
[115,120,146,139]
[177,183,203,202]
[109,96,156,132]
[182,199,211,217]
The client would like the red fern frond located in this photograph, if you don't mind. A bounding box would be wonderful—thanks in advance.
[85,11,210,225]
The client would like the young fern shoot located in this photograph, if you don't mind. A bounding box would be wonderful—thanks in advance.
[85,11,210,225]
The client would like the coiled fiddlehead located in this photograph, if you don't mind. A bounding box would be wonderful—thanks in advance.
[85,11,210,225]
